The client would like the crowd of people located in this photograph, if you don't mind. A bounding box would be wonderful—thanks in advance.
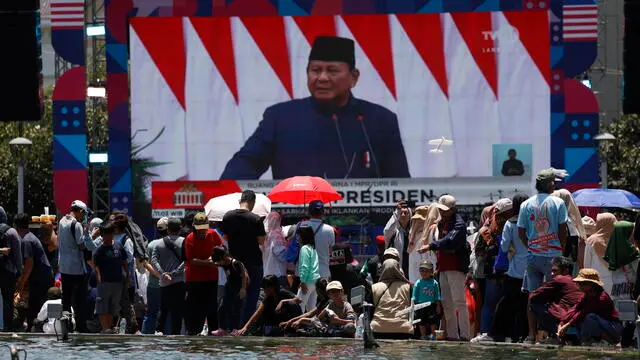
[1,170,640,348]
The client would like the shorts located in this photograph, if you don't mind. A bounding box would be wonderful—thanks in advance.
[95,282,123,316]
[522,255,554,292]
[416,303,439,325]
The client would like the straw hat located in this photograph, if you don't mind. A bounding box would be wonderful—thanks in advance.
[573,268,604,287]
[411,206,429,221]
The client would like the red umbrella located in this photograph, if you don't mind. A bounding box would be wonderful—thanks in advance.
[267,176,343,205]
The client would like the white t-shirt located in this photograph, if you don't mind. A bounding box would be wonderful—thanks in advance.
[300,219,335,278]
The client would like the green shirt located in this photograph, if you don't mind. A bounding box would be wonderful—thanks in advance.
[298,245,320,284]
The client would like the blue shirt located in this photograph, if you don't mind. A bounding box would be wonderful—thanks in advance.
[93,242,127,283]
[21,232,52,283]
[58,215,87,275]
[517,194,568,257]
[493,234,509,272]
[501,220,528,279]
[412,278,441,304]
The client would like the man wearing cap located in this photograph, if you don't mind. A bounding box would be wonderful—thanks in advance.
[150,217,185,335]
[300,200,336,280]
[418,195,470,341]
[184,213,223,335]
[141,218,168,334]
[57,200,91,333]
[220,35,409,180]
[518,169,568,295]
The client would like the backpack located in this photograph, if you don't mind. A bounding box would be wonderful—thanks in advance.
[124,219,150,261]
[284,222,323,263]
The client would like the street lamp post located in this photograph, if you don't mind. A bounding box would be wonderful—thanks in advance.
[9,137,33,213]
[594,132,616,189]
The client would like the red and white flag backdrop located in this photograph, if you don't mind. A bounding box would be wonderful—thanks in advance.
[130,12,550,182]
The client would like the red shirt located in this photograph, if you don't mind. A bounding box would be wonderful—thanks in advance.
[562,289,619,325]
[530,275,583,321]
[184,229,222,282]
[436,221,461,272]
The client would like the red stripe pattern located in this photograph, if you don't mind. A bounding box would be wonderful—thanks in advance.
[51,0,84,30]
[563,5,598,42]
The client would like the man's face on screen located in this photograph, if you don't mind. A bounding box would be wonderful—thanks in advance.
[307,61,359,104]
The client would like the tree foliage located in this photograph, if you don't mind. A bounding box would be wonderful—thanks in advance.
[601,114,640,194]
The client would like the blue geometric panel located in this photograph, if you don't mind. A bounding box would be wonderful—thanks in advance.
[418,0,443,12]
[475,0,499,12]
[551,94,564,113]
[52,30,85,66]
[499,0,522,10]
[109,140,132,167]
[564,147,596,182]
[110,192,132,215]
[551,46,563,67]
[106,44,128,74]
[443,0,486,12]
[53,135,87,170]
[53,101,86,134]
[279,0,308,15]
[563,43,598,78]
[112,169,132,193]
[551,113,565,134]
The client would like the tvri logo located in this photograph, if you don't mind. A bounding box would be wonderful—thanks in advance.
[480,26,520,53]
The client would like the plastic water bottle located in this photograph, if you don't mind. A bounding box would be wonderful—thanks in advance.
[118,318,127,334]
[355,314,364,339]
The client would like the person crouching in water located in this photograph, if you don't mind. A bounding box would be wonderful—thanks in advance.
[288,281,356,337]
[211,245,249,336]
[234,275,302,336]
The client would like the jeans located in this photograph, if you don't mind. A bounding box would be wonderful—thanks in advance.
[480,278,503,334]
[61,273,89,332]
[218,285,244,331]
[186,281,218,335]
[159,282,186,335]
[242,266,263,325]
[142,286,161,334]
[490,276,528,341]
[523,255,554,292]
[579,313,623,342]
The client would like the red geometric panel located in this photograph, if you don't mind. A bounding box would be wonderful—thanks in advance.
[396,14,448,98]
[190,17,239,103]
[503,10,550,86]
[130,17,186,109]
[293,16,337,46]
[451,12,498,99]
[54,169,88,213]
[241,16,294,99]
[342,15,396,99]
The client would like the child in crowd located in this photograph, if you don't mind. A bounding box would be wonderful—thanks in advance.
[211,245,249,336]
[93,222,130,333]
[412,260,441,340]
[296,225,321,312]
[235,275,301,337]
[291,281,356,338]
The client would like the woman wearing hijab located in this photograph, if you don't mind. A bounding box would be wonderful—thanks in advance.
[419,205,441,273]
[370,259,413,339]
[472,199,513,341]
[584,213,617,294]
[469,204,495,336]
[552,189,587,267]
[262,212,288,287]
[604,221,639,300]
[406,205,431,283]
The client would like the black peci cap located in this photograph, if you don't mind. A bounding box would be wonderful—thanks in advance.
[309,36,356,68]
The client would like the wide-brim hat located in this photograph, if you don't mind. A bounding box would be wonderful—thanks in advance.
[573,268,604,287]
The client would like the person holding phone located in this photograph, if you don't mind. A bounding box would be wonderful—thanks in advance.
[383,200,412,275]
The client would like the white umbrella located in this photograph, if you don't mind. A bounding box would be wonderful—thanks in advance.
[204,193,272,222]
